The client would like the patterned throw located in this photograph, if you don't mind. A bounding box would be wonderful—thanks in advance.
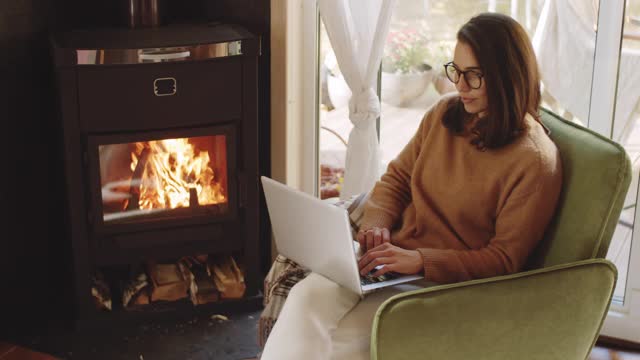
[257,192,369,347]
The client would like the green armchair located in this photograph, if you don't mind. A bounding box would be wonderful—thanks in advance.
[371,108,633,360]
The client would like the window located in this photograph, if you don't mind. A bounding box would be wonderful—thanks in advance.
[599,0,640,342]
[319,20,351,199]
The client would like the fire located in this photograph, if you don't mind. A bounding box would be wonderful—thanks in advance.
[129,138,226,210]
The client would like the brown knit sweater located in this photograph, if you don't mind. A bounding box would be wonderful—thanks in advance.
[361,95,563,284]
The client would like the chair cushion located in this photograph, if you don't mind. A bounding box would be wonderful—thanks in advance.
[371,260,617,360]
[526,109,632,269]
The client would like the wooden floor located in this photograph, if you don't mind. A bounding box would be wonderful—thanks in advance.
[2,341,639,360]
[0,343,58,360]
[589,345,640,360]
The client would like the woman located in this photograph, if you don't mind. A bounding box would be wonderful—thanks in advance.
[261,12,562,360]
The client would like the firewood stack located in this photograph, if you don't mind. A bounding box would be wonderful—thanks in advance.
[210,255,246,299]
[179,256,220,305]
[122,271,150,307]
[147,262,190,302]
[91,272,112,311]
[112,254,246,310]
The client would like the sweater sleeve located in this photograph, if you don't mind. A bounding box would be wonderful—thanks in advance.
[417,155,563,284]
[359,105,435,231]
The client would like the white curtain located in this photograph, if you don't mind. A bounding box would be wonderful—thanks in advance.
[319,0,396,199]
[533,0,640,144]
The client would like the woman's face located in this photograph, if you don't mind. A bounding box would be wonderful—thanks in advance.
[452,41,488,116]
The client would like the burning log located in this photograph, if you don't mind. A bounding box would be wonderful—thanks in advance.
[126,147,150,211]
[102,136,229,222]
[189,187,199,208]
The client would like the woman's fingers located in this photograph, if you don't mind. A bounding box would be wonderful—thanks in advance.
[358,227,391,251]
[358,243,423,276]
[373,228,383,248]
[357,246,393,270]
[358,247,394,275]
[366,230,374,251]
[371,263,394,277]
[382,228,391,244]
[359,257,393,276]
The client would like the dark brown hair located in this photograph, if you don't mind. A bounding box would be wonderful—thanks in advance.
[442,13,542,150]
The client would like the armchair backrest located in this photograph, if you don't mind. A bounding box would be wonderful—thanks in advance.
[525,108,632,269]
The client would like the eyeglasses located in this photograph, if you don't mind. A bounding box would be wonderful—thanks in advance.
[443,62,484,90]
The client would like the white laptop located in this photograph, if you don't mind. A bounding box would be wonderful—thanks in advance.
[261,176,422,297]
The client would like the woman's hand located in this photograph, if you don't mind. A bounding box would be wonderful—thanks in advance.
[358,242,424,277]
[356,227,391,252]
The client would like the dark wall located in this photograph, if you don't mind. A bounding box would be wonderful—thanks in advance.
[0,0,270,334]
[1,0,64,334]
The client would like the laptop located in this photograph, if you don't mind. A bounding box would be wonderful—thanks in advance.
[261,176,422,297]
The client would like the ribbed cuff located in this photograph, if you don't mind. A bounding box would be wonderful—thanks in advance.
[416,248,464,284]
[359,209,395,232]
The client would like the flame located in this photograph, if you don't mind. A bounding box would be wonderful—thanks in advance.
[129,138,226,210]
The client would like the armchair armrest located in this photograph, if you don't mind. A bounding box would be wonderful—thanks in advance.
[371,259,617,360]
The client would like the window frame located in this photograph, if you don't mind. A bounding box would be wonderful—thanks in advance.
[591,0,640,343]
[301,0,321,196]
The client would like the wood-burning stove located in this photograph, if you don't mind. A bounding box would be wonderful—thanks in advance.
[51,24,264,327]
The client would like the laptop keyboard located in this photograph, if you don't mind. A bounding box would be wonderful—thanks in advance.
[360,271,401,286]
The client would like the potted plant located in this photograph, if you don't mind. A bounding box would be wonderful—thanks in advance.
[381,27,434,107]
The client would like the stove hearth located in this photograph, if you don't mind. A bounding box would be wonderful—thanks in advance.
[52,24,264,327]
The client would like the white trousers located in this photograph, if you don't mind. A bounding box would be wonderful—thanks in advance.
[260,273,431,360]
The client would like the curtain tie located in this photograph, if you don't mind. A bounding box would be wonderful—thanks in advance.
[348,88,380,128]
